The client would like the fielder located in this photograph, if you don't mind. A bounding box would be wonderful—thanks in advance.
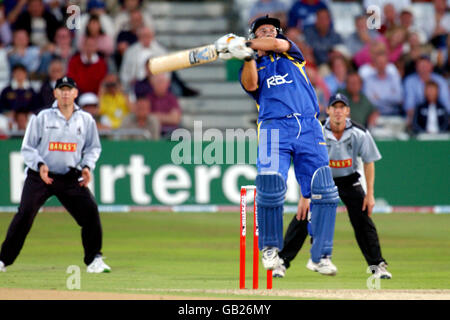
[273,93,392,279]
[215,15,340,275]
[0,77,110,273]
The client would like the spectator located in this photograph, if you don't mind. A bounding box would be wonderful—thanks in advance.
[113,9,144,71]
[98,73,130,129]
[7,29,41,75]
[6,0,27,25]
[318,44,352,77]
[399,6,427,42]
[120,25,166,93]
[48,26,76,68]
[39,58,65,107]
[147,73,182,137]
[120,96,160,140]
[324,56,349,96]
[44,0,66,23]
[379,3,399,35]
[401,31,434,78]
[427,0,449,73]
[345,14,379,58]
[363,0,412,13]
[67,36,108,95]
[384,26,408,64]
[337,72,378,128]
[357,41,401,80]
[303,8,343,66]
[362,47,403,116]
[355,30,406,68]
[0,3,12,46]
[114,0,154,35]
[116,9,142,47]
[412,80,448,134]
[11,107,30,131]
[403,55,450,127]
[0,44,9,92]
[0,63,40,117]
[78,92,112,131]
[12,0,61,48]
[287,0,328,32]
[248,0,288,30]
[306,66,330,116]
[422,0,450,42]
[103,0,122,15]
[77,14,114,57]
[78,0,115,44]
[0,10,10,92]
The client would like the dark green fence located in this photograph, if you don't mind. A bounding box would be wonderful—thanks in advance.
[0,139,448,207]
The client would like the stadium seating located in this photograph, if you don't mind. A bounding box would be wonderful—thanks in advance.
[148,1,257,132]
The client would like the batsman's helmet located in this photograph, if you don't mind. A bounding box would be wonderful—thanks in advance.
[248,15,282,39]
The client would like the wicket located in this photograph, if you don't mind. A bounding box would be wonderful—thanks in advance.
[239,185,272,290]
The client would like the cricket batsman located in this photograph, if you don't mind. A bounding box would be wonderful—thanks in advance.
[215,15,340,275]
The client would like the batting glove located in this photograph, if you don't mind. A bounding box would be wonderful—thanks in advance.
[228,37,255,61]
[218,52,233,60]
[214,33,239,53]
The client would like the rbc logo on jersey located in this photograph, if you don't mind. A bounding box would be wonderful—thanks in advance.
[266,73,293,88]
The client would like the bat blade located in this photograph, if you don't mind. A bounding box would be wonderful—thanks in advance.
[148,44,218,75]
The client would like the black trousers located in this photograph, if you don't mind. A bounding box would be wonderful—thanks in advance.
[279,173,386,268]
[0,169,103,266]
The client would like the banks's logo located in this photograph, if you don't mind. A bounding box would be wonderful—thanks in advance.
[329,159,352,168]
[49,142,77,152]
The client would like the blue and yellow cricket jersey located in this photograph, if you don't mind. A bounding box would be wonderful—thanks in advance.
[239,34,320,121]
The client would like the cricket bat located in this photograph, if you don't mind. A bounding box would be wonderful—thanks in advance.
[148,44,218,75]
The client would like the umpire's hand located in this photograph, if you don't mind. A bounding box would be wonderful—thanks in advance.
[39,164,53,185]
[79,167,91,187]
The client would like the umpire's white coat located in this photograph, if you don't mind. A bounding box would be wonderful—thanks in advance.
[21,101,101,174]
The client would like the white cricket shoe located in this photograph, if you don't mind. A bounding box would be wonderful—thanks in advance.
[261,247,283,270]
[0,260,6,272]
[373,262,392,279]
[272,262,286,278]
[306,257,337,276]
[306,258,319,272]
[86,256,111,273]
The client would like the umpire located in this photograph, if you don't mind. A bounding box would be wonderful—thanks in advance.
[0,77,111,273]
[273,93,391,279]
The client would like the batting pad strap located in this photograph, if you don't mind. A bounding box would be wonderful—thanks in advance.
[255,172,286,207]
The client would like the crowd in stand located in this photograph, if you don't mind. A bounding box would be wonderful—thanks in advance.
[248,0,449,137]
[0,0,448,140]
[0,0,192,140]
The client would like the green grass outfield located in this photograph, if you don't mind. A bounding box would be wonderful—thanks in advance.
[0,211,449,299]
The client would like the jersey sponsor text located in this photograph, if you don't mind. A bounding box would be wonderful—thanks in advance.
[329,159,352,168]
[266,73,293,88]
[49,142,77,152]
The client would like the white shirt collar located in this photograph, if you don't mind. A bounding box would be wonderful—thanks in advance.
[11,80,31,90]
[80,53,99,64]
